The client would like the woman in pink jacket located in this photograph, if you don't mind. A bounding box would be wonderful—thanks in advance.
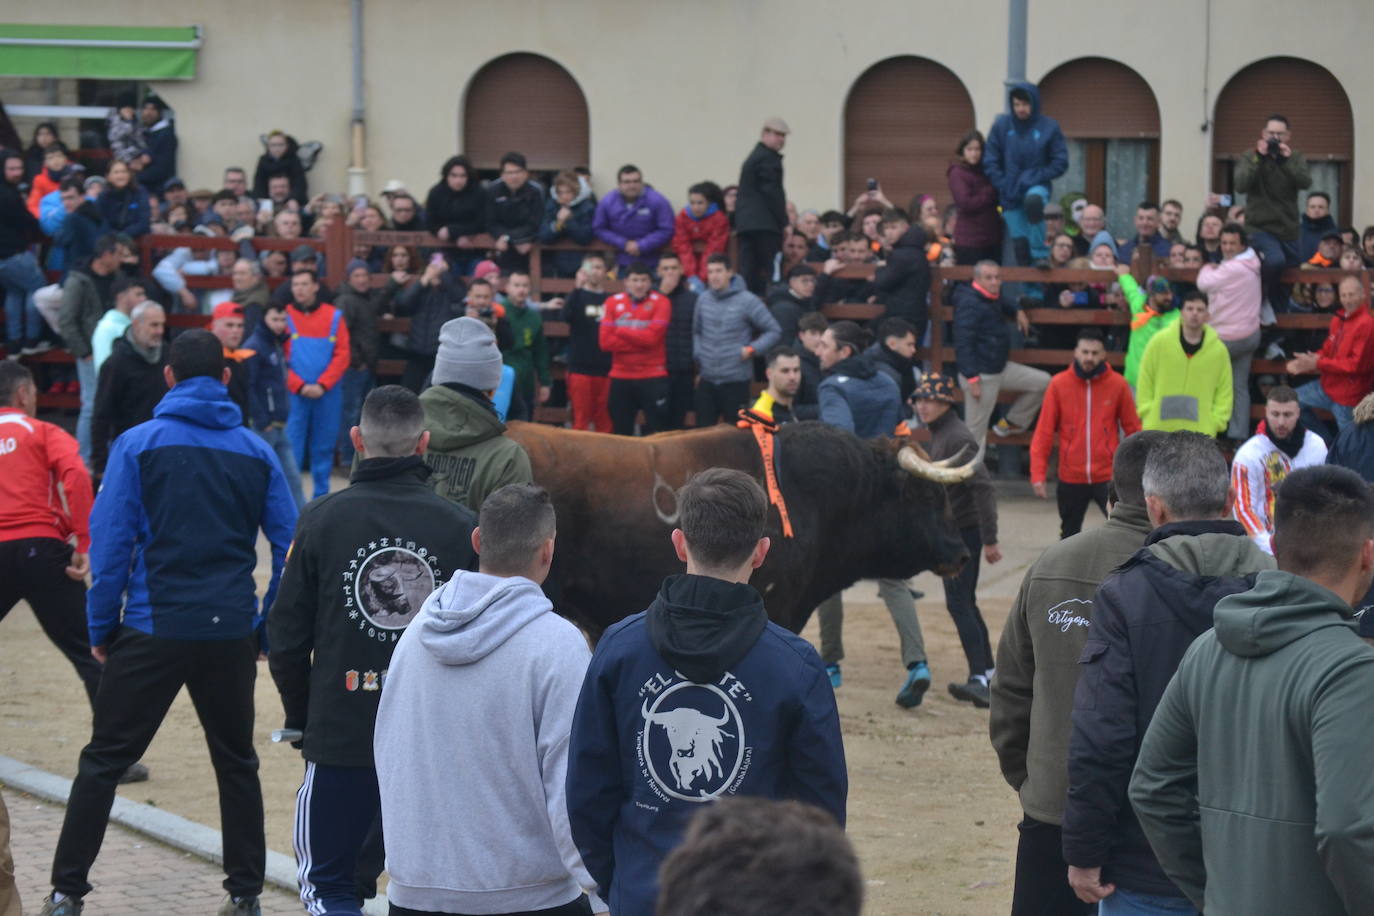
[1196,221,1262,439]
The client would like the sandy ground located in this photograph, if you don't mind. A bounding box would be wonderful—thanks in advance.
[1,475,1089,915]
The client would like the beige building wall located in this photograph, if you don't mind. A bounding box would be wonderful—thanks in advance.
[5,0,1370,219]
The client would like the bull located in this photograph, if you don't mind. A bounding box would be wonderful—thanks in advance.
[507,420,974,638]
[641,698,733,794]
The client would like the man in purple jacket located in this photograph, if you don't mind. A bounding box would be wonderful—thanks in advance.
[593,165,675,271]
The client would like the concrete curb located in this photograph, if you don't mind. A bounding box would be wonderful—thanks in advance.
[0,755,387,914]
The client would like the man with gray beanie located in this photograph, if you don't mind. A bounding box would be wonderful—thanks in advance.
[420,317,533,512]
[1062,431,1274,913]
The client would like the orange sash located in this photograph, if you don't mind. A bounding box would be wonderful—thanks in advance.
[736,408,794,538]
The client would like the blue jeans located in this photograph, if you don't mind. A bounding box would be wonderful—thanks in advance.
[0,250,45,342]
[1296,379,1354,445]
[1098,888,1197,915]
[287,386,343,500]
[255,425,307,509]
[76,355,96,468]
[335,368,374,466]
[1247,229,1300,314]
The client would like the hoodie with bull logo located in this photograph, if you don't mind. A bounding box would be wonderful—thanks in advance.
[567,574,848,916]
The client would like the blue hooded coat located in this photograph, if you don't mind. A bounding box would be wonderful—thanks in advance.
[983,81,1068,211]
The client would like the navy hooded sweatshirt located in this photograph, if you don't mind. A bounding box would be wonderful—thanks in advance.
[566,574,847,916]
[983,81,1068,210]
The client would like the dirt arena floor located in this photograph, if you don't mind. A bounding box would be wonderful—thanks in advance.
[2,477,1085,915]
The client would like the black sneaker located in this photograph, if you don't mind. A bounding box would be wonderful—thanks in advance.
[949,678,991,708]
[38,894,84,915]
[217,895,261,916]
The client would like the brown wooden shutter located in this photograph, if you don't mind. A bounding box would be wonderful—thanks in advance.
[1038,58,1160,139]
[844,57,975,212]
[1211,57,1352,161]
[463,54,589,172]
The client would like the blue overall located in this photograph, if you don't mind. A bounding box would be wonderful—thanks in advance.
[285,310,344,500]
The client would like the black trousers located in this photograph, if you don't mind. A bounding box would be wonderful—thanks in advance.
[609,376,669,435]
[664,370,696,430]
[1056,482,1110,539]
[736,230,781,295]
[51,626,265,899]
[941,526,994,678]
[391,897,592,916]
[1012,815,1095,916]
[0,537,101,707]
[953,244,1001,266]
[693,379,750,428]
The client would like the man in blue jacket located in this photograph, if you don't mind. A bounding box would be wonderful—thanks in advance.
[134,97,177,195]
[38,330,297,916]
[984,82,1067,267]
[566,468,847,916]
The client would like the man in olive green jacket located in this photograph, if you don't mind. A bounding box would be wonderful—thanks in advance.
[1234,113,1311,314]
[419,317,532,513]
[1131,466,1374,916]
[989,430,1166,915]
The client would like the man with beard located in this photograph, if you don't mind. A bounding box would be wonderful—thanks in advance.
[91,301,166,478]
[1031,329,1141,539]
[866,317,920,407]
[1230,385,1327,555]
[750,346,803,423]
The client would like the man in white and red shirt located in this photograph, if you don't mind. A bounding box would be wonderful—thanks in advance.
[599,261,671,435]
[1232,385,1327,554]
[0,361,99,704]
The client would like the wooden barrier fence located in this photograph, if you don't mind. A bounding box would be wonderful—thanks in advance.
[22,225,1373,436]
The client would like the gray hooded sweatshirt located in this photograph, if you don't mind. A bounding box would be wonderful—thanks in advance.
[374,570,603,913]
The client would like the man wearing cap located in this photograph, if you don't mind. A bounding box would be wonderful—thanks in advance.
[209,301,254,422]
[912,372,1002,706]
[419,316,533,513]
[284,269,351,500]
[735,118,790,295]
[1031,328,1141,539]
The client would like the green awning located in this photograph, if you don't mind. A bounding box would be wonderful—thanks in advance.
[0,24,201,80]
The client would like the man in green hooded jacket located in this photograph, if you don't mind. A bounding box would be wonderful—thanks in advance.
[1131,465,1374,915]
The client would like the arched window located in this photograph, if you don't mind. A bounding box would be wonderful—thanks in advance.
[1212,57,1353,223]
[1039,58,1161,240]
[843,57,974,213]
[462,53,589,173]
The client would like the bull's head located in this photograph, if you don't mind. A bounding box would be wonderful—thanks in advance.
[642,697,734,794]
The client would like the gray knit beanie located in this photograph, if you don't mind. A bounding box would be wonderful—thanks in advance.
[431,317,505,391]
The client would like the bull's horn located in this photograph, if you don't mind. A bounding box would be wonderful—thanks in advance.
[711,704,730,726]
[929,444,972,468]
[641,697,657,721]
[898,445,978,483]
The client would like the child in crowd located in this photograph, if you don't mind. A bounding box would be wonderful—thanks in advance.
[671,181,730,285]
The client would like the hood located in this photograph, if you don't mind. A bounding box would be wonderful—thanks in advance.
[1213,569,1358,658]
[419,383,507,451]
[416,570,551,666]
[1005,80,1042,126]
[350,454,432,486]
[1146,520,1276,577]
[1353,391,1374,425]
[153,376,242,429]
[894,223,929,251]
[825,352,878,381]
[646,574,767,684]
[682,203,721,222]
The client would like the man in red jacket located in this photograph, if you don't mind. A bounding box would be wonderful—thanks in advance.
[1287,275,1374,444]
[285,269,351,499]
[1030,328,1141,538]
[0,360,97,697]
[599,262,671,435]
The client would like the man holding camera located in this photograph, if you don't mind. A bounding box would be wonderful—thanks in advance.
[1234,114,1311,312]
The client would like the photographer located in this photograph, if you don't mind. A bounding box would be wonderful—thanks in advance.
[1234,114,1311,313]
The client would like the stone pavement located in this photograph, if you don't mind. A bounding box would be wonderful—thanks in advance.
[5,788,303,915]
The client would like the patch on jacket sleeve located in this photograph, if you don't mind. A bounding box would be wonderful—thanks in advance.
[1046,598,1092,632]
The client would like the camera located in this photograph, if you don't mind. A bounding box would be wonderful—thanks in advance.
[1267,137,1282,158]
[478,307,494,319]
[866,178,878,192]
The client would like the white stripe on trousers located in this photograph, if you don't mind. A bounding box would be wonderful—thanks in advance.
[294,761,328,915]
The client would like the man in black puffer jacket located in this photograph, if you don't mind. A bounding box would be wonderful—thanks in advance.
[90,302,167,477]
[1062,432,1273,911]
[953,260,1047,458]
[873,216,931,339]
